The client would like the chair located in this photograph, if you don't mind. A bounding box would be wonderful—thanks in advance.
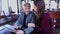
[49,12,60,34]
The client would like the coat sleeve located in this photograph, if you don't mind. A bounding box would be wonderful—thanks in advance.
[24,13,36,34]
[15,14,22,28]
[36,13,54,34]
[42,14,54,34]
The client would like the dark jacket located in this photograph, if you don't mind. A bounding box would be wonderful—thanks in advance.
[16,11,35,34]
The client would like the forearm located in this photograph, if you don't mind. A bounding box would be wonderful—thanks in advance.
[24,27,34,34]
[23,23,35,34]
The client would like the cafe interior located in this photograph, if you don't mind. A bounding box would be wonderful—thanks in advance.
[0,0,60,34]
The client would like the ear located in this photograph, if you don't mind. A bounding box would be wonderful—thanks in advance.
[28,23,35,27]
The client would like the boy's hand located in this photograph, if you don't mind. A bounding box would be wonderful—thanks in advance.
[28,23,35,27]
[14,24,18,29]
[16,30,24,34]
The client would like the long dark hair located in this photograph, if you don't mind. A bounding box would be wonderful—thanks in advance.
[34,0,45,26]
[34,0,45,16]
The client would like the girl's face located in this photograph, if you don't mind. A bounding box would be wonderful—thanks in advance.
[34,5,38,13]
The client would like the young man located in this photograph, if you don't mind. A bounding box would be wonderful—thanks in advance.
[14,3,35,34]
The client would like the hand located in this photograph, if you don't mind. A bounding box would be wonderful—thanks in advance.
[16,30,24,34]
[14,24,18,29]
[28,23,35,27]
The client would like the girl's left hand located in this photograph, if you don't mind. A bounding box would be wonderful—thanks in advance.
[28,23,35,27]
[16,30,24,34]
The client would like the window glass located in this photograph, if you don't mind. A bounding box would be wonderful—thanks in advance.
[2,0,9,16]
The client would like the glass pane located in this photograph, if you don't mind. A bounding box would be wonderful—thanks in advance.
[29,0,34,11]
[0,0,2,11]
[2,0,9,16]
[59,1,60,8]
[50,1,57,11]
[8,0,17,14]
[0,0,3,16]
[44,0,50,10]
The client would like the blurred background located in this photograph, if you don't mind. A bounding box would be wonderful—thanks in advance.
[0,0,60,34]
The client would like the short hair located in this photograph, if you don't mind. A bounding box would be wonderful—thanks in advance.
[24,3,31,7]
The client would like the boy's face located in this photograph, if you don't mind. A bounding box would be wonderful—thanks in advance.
[23,5,30,12]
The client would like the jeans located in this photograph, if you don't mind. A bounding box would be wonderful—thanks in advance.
[0,24,16,34]
[0,24,34,34]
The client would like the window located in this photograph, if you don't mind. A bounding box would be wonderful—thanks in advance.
[2,0,9,16]
[58,0,60,11]
[1,0,60,15]
[2,0,18,16]
[44,0,59,11]
[50,1,57,11]
[8,0,17,14]
[0,0,2,11]
[44,0,50,10]
[0,0,3,16]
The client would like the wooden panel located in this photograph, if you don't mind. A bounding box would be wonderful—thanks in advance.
[50,12,60,19]
[0,16,6,19]
[49,12,60,27]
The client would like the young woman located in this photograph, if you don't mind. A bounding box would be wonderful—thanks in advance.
[31,0,54,34]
